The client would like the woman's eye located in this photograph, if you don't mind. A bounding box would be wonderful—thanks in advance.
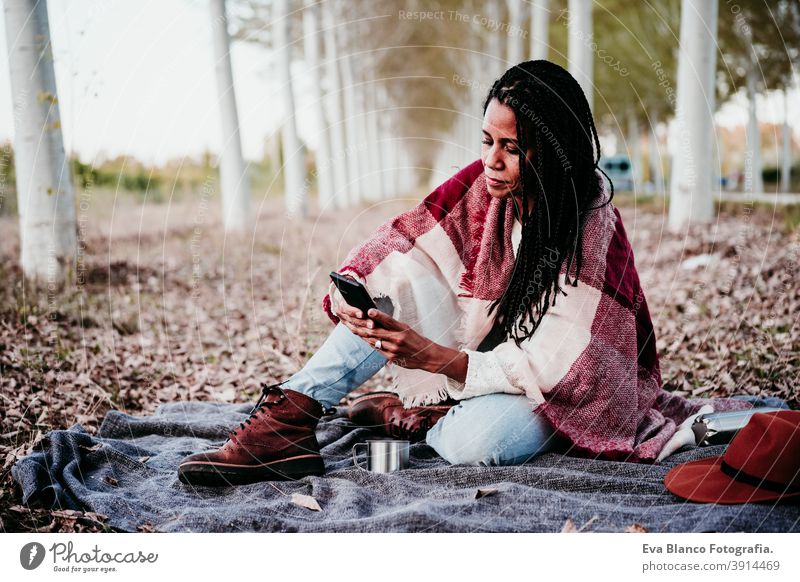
[481,139,492,145]
[507,148,519,155]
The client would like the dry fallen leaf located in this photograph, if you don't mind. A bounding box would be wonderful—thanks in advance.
[562,515,598,532]
[625,523,648,533]
[290,492,321,512]
[103,476,119,487]
[474,488,498,499]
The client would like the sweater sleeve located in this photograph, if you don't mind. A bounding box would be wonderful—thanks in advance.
[443,272,604,403]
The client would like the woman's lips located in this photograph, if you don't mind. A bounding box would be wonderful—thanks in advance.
[486,176,506,187]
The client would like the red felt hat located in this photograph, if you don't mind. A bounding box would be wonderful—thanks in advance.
[664,410,800,504]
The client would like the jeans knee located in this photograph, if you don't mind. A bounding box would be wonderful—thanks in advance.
[426,422,497,466]
[425,400,559,467]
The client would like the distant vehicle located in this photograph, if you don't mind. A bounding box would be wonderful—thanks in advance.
[598,154,633,192]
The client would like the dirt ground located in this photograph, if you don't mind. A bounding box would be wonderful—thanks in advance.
[1,188,797,532]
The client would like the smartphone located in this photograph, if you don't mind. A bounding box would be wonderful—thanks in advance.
[329,272,377,314]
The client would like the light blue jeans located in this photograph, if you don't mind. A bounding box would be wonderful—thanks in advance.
[282,322,566,466]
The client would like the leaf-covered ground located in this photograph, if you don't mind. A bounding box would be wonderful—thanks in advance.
[1,191,797,532]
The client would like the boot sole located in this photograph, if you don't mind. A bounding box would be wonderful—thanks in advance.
[178,454,325,486]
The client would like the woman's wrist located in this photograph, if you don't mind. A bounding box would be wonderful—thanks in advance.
[427,344,468,383]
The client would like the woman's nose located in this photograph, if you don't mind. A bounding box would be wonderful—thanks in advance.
[484,144,503,169]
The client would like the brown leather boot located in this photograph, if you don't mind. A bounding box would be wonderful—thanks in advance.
[178,382,326,486]
[347,391,457,443]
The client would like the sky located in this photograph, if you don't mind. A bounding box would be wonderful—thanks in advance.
[0,0,797,166]
[0,0,319,165]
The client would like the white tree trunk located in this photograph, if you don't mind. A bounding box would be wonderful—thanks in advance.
[744,65,764,195]
[302,0,335,211]
[567,0,593,112]
[627,111,642,189]
[507,0,524,65]
[4,0,76,283]
[267,131,280,170]
[486,1,504,78]
[354,69,371,203]
[210,0,250,231]
[322,2,350,207]
[378,84,395,199]
[649,110,665,195]
[530,0,550,60]
[668,0,717,230]
[365,74,384,201]
[274,0,306,217]
[781,88,792,193]
[339,50,361,206]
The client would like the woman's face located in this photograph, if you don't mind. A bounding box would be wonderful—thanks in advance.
[481,98,535,213]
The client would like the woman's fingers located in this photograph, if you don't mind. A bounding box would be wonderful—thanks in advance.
[336,301,364,320]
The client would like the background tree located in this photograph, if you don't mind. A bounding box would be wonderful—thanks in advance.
[210,0,252,231]
[3,0,77,283]
[717,0,800,195]
[669,0,718,230]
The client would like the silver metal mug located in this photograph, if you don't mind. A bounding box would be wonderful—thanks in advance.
[352,439,410,473]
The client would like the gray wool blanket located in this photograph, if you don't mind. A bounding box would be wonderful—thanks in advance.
[11,396,799,533]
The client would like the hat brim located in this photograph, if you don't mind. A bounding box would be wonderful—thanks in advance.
[664,457,800,505]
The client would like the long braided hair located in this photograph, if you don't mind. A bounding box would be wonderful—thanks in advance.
[482,60,614,347]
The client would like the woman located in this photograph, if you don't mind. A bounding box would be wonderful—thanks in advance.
[178,60,754,486]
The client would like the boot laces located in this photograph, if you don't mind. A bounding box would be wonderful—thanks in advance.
[228,381,288,440]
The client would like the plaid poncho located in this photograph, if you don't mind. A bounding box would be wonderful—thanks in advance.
[322,159,753,462]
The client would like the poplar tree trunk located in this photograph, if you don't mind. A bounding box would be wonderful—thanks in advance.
[744,66,764,195]
[567,0,593,112]
[649,110,665,195]
[302,0,335,211]
[627,111,642,189]
[339,49,361,206]
[4,0,76,283]
[273,0,307,217]
[365,70,384,201]
[781,88,792,193]
[530,0,550,61]
[210,0,250,231]
[507,0,524,65]
[322,2,350,207]
[486,1,504,78]
[668,0,717,230]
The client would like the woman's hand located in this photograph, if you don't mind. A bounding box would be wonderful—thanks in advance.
[335,298,374,339]
[343,308,467,381]
[331,275,372,333]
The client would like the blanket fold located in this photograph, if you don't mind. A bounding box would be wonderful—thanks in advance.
[323,159,753,462]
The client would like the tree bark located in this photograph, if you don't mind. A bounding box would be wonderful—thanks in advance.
[627,111,642,189]
[210,0,251,231]
[4,0,76,283]
[744,64,764,195]
[302,0,335,211]
[668,0,717,230]
[781,87,792,193]
[274,0,307,217]
[322,2,351,207]
[567,0,593,113]
[648,110,665,195]
[507,0,524,65]
[530,0,550,61]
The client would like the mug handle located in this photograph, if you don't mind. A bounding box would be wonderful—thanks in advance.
[352,443,369,471]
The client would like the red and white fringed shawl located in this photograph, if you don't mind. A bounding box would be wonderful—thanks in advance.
[322,159,753,462]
